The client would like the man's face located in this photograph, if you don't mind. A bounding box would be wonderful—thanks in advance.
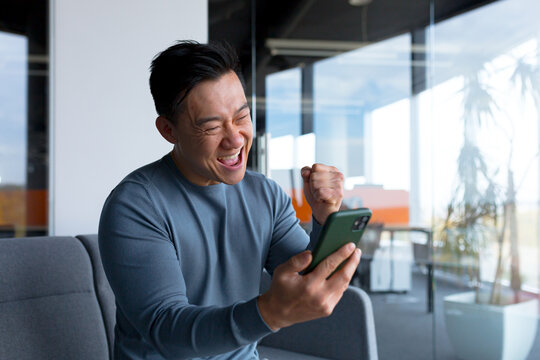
[171,71,253,186]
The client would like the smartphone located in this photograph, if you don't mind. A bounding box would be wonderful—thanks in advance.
[303,208,372,274]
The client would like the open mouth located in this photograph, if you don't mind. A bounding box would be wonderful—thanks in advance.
[217,148,243,168]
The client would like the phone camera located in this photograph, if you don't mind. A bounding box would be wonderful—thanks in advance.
[353,217,363,230]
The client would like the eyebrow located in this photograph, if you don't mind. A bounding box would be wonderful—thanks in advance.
[195,103,250,127]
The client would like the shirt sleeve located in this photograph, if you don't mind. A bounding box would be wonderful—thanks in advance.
[308,217,323,251]
[263,180,322,274]
[98,181,273,359]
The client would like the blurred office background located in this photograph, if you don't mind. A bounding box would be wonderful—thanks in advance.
[1,0,539,359]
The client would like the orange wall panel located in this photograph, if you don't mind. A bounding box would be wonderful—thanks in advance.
[25,190,48,227]
[288,186,409,225]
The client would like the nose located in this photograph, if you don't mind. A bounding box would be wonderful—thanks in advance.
[221,123,244,149]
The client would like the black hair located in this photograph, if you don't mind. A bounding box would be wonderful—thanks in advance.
[149,40,244,121]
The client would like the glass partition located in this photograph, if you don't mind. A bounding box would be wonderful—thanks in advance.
[262,26,434,360]
[432,1,540,359]
[210,0,539,358]
[0,32,28,237]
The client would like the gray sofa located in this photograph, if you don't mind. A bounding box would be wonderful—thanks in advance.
[0,235,378,360]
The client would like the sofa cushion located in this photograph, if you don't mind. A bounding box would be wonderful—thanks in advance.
[0,237,109,360]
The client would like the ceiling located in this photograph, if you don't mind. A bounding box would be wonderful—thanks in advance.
[0,0,48,53]
[209,0,496,88]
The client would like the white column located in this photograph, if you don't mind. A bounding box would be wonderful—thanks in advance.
[315,115,349,178]
[51,0,207,235]
[409,94,421,226]
[363,111,373,184]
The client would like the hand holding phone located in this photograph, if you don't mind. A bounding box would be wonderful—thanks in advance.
[257,236,360,330]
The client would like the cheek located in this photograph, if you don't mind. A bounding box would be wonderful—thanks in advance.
[197,138,220,156]
[241,123,254,139]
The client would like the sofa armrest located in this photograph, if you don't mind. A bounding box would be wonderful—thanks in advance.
[259,286,378,360]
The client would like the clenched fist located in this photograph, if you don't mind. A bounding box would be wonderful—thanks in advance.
[301,164,344,225]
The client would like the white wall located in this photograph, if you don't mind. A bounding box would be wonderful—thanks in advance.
[51,0,207,235]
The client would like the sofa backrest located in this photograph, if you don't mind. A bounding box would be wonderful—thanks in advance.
[1,235,378,360]
[0,236,111,360]
[77,234,117,360]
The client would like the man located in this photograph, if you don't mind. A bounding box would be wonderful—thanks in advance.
[99,40,361,360]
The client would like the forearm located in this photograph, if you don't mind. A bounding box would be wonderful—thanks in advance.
[144,298,272,358]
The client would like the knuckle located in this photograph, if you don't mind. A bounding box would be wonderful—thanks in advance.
[274,272,286,284]
[318,188,330,199]
[325,261,341,275]
[310,172,322,182]
[304,283,317,298]
[342,243,355,254]
[321,303,333,317]
[339,275,351,291]
[334,175,344,185]
[324,256,339,271]
[274,268,289,282]
[291,255,302,267]
[334,271,349,284]
[310,177,321,187]
[311,296,325,310]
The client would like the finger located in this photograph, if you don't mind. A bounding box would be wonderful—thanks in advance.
[280,251,313,274]
[311,163,330,173]
[310,242,356,279]
[310,173,344,201]
[327,248,361,290]
[309,170,344,184]
[301,167,312,182]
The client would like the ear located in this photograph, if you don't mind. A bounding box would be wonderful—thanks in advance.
[155,116,178,144]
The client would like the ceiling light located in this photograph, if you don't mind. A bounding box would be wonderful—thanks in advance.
[348,0,372,6]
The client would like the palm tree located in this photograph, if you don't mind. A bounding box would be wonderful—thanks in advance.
[441,71,499,303]
[492,54,540,304]
[444,52,540,306]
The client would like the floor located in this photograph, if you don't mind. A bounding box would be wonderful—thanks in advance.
[365,268,540,360]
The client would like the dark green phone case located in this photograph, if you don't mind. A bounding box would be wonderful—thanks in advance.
[304,208,372,274]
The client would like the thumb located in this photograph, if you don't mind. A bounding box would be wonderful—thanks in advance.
[284,251,312,273]
[301,167,311,184]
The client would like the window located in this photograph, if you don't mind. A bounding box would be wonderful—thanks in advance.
[0,0,48,237]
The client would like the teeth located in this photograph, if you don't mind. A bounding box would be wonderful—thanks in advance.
[218,151,240,160]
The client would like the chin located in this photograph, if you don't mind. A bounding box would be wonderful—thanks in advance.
[219,168,247,185]
[222,174,246,185]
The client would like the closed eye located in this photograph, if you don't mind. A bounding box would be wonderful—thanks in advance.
[204,126,220,133]
[236,114,250,122]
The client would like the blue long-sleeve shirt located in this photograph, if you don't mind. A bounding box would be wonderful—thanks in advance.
[99,154,321,359]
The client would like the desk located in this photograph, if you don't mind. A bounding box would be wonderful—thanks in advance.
[381,226,433,313]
